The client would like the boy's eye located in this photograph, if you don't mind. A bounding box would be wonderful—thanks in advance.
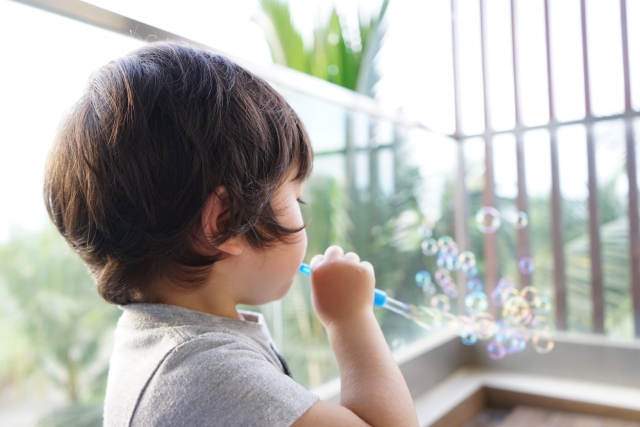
[296,198,307,205]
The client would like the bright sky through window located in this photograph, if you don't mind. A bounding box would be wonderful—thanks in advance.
[0,0,639,241]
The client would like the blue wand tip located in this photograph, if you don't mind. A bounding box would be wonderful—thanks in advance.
[299,263,312,276]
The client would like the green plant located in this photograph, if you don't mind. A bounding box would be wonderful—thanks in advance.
[0,226,118,406]
[255,0,389,95]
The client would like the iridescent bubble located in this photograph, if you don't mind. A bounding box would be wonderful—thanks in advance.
[487,341,507,360]
[502,296,531,324]
[391,338,405,350]
[458,251,476,270]
[420,238,439,256]
[528,314,550,331]
[422,283,437,298]
[431,294,451,312]
[473,313,497,340]
[491,277,517,306]
[465,291,489,314]
[520,286,539,305]
[442,282,459,299]
[467,278,483,292]
[512,211,529,229]
[475,207,502,234]
[518,257,535,275]
[437,252,460,271]
[437,236,458,254]
[434,268,450,285]
[417,222,433,238]
[532,332,555,353]
[415,270,432,288]
[534,295,552,314]
[463,264,478,277]
[460,326,478,346]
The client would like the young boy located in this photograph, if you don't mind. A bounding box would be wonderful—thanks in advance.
[44,42,418,427]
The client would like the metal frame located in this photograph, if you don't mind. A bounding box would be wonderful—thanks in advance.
[14,0,640,337]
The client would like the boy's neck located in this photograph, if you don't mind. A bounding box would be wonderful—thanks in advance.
[157,285,242,320]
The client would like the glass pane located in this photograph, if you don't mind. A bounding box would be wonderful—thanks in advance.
[523,130,554,305]
[557,124,591,332]
[586,0,625,117]
[549,0,586,122]
[594,119,632,337]
[0,2,144,425]
[485,0,516,131]
[516,0,551,127]
[492,134,519,280]
[458,0,486,135]
[279,88,347,153]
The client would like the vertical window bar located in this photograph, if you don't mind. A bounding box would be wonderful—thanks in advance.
[451,0,471,312]
[545,0,567,330]
[580,0,605,334]
[480,0,499,300]
[620,0,640,337]
[510,0,531,289]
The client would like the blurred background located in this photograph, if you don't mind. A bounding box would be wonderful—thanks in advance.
[0,0,639,426]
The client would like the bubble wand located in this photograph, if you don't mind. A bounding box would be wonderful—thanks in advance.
[298,263,411,317]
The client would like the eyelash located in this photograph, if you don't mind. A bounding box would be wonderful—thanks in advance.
[296,198,307,205]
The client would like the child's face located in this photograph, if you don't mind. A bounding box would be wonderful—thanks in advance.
[233,168,307,306]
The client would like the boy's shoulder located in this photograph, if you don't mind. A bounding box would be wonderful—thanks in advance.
[103,303,318,427]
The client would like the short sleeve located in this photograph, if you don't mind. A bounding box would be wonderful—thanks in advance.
[131,333,319,427]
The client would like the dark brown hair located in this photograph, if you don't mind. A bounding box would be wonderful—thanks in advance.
[44,42,313,305]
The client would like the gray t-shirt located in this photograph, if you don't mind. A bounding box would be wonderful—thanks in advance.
[103,303,319,427]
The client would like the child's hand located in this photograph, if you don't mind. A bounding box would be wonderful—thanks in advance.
[309,245,375,327]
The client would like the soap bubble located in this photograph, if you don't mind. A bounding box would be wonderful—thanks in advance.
[437,252,460,271]
[458,251,476,273]
[420,238,439,256]
[518,257,535,275]
[467,278,483,292]
[463,264,478,277]
[491,277,517,306]
[460,326,478,346]
[431,294,451,312]
[502,296,531,324]
[391,338,405,350]
[415,271,432,288]
[442,282,459,299]
[534,295,552,314]
[434,268,450,285]
[422,283,437,298]
[465,291,489,314]
[487,341,507,360]
[437,236,458,254]
[532,332,554,353]
[511,211,529,229]
[473,313,496,340]
[475,207,502,234]
[417,222,433,238]
[520,286,539,305]
[527,314,550,331]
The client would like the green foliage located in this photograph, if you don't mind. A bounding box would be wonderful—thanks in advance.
[0,226,118,405]
[36,403,103,427]
[255,0,389,95]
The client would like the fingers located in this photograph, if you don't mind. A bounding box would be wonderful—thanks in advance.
[324,245,344,259]
[360,261,374,275]
[343,252,360,263]
[310,254,325,269]
[310,246,365,271]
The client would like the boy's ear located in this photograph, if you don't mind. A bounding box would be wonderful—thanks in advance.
[201,187,243,256]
